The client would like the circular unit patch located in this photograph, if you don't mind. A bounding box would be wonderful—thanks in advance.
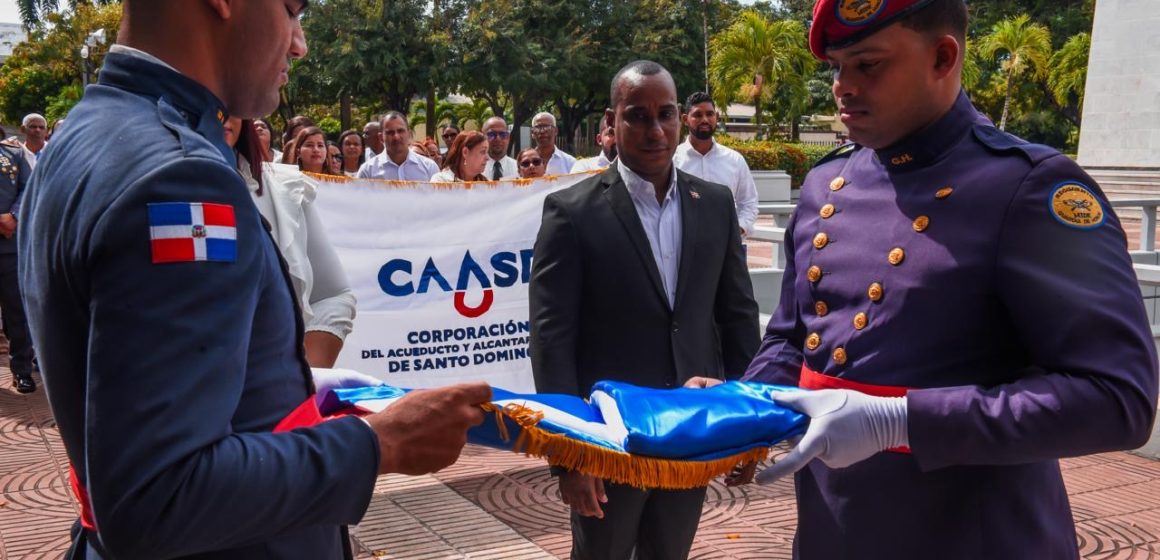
[1049,182,1105,230]
[837,0,888,26]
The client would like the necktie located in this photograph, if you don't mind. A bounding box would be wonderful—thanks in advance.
[492,160,503,181]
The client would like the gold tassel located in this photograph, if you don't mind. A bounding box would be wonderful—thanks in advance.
[480,402,770,490]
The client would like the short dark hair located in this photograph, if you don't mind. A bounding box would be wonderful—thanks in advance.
[684,92,714,112]
[899,0,968,45]
[610,60,669,108]
[382,111,409,128]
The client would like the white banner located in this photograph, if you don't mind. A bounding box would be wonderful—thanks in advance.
[312,173,598,392]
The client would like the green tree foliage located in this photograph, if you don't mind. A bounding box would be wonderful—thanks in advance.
[1048,32,1090,112]
[0,3,120,123]
[709,12,813,140]
[978,14,1052,130]
[17,0,119,28]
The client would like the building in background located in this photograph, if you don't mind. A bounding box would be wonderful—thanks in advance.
[0,23,25,64]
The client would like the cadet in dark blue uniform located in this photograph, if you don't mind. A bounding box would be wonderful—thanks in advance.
[702,0,1158,558]
[20,2,489,558]
[0,136,33,394]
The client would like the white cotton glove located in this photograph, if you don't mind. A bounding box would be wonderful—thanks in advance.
[756,389,908,484]
[311,367,385,406]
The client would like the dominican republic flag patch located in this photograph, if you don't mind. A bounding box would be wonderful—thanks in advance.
[148,202,237,264]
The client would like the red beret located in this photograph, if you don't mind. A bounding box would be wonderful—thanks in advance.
[809,0,939,59]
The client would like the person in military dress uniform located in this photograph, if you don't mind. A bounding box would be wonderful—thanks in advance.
[0,136,33,393]
[20,2,489,559]
[686,0,1159,558]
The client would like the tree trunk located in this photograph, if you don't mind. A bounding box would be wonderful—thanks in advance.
[1000,71,1014,131]
[425,88,437,139]
[790,114,800,142]
[754,95,763,141]
[340,92,352,133]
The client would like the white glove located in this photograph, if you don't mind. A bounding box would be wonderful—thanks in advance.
[311,367,385,406]
[756,389,908,484]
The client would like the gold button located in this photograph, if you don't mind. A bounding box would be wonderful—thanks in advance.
[216,110,224,122]
[913,215,930,232]
[853,312,868,330]
[868,282,884,302]
[888,247,905,266]
[807,265,823,283]
[830,177,845,191]
[806,333,821,351]
[820,204,836,219]
[815,301,829,317]
[813,232,830,250]
[935,186,954,199]
[833,347,848,365]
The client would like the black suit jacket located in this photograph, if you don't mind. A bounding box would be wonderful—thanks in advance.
[0,141,29,255]
[529,165,759,397]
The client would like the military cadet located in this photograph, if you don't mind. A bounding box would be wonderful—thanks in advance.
[20,1,490,558]
[686,0,1159,557]
[0,135,33,394]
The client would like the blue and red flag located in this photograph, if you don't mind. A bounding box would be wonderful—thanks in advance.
[148,202,237,264]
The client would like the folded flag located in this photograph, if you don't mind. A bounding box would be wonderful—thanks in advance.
[326,381,808,490]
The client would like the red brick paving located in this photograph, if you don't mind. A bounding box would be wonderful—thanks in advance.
[4,368,1160,559]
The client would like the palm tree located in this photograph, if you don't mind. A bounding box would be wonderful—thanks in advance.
[978,14,1051,130]
[708,12,813,140]
[1048,32,1090,112]
[409,99,460,132]
[961,39,983,92]
[452,99,496,131]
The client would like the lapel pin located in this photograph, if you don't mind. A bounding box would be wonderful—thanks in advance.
[690,191,700,200]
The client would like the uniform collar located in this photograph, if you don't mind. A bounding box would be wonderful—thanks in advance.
[875,90,980,173]
[98,48,233,167]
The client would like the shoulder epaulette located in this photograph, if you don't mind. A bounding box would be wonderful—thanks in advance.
[812,143,861,169]
[0,138,21,149]
[971,124,1058,166]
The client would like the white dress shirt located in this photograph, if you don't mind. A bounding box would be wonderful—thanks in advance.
[430,169,456,182]
[571,152,613,173]
[356,149,440,181]
[485,155,519,180]
[673,138,758,234]
[544,147,577,175]
[619,160,682,308]
[241,160,357,339]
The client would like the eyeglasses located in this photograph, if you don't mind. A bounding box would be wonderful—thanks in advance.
[519,159,543,168]
[442,132,459,139]
[485,131,510,140]
[531,125,554,132]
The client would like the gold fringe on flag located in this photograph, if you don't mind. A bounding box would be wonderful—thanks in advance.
[480,402,770,490]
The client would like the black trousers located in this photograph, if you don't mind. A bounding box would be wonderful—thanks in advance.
[571,482,706,560]
[0,253,32,377]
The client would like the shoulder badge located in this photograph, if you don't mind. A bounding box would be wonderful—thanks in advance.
[0,138,20,150]
[972,125,1058,165]
[1049,181,1105,230]
[812,143,860,169]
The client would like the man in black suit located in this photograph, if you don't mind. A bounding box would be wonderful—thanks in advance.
[529,60,759,560]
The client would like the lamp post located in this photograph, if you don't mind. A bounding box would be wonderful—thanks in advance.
[80,45,90,87]
[703,0,710,94]
[80,29,106,88]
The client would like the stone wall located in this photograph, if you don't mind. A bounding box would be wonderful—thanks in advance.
[1077,0,1160,169]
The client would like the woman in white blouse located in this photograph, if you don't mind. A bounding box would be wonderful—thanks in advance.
[430,131,490,181]
[224,117,356,367]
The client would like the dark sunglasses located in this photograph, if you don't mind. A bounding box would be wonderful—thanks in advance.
[485,131,510,140]
[519,158,543,167]
[442,132,459,139]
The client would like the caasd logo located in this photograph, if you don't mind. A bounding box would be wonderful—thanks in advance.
[837,0,887,26]
[378,249,534,317]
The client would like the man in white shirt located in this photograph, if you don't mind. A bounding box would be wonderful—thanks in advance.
[357,111,439,181]
[531,112,576,175]
[482,116,518,180]
[362,120,384,162]
[18,114,47,169]
[571,117,617,173]
[673,92,759,236]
